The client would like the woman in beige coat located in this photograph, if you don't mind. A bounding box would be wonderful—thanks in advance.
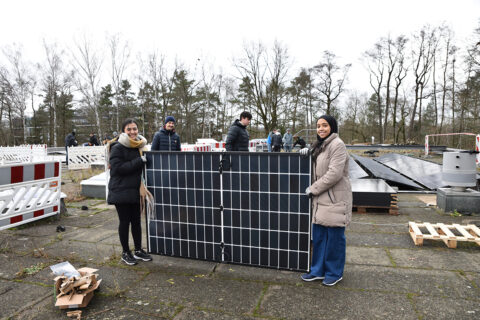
[300,115,352,286]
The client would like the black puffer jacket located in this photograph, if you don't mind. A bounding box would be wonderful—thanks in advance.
[65,133,77,147]
[225,119,249,151]
[107,142,144,204]
[151,128,181,151]
[271,133,283,147]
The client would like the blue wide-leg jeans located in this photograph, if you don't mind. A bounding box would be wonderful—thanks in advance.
[309,224,346,282]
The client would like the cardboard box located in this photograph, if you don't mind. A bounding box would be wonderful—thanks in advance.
[54,267,102,309]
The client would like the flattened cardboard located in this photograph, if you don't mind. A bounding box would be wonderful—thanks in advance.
[54,266,101,309]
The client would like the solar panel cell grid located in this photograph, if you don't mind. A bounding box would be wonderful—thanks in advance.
[146,151,311,272]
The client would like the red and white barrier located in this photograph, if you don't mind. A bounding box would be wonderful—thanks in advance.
[181,144,213,152]
[0,161,61,230]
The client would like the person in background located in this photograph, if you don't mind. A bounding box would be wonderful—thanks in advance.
[293,136,306,149]
[271,129,283,152]
[89,132,100,146]
[225,111,252,151]
[300,115,352,286]
[64,131,78,164]
[267,131,273,152]
[283,128,293,152]
[107,118,153,265]
[151,116,181,151]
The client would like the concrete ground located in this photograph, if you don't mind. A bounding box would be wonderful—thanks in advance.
[1,191,479,319]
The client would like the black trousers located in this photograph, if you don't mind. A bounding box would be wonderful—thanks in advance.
[115,203,142,252]
[273,145,281,152]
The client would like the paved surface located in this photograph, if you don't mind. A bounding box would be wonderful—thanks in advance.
[1,192,479,319]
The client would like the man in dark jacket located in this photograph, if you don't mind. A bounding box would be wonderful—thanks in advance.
[225,111,252,151]
[151,116,181,151]
[271,129,283,152]
[89,132,100,146]
[293,136,306,149]
[64,131,78,164]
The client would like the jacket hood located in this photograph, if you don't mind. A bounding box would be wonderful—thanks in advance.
[234,119,246,128]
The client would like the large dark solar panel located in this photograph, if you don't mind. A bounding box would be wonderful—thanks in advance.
[145,151,311,272]
[351,154,423,189]
[375,153,445,190]
[351,178,396,207]
[348,156,369,179]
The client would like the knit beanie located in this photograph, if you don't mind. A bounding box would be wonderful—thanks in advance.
[165,116,176,124]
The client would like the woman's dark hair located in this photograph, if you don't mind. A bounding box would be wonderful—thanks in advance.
[121,118,139,132]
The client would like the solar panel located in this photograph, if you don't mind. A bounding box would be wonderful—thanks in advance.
[351,178,396,207]
[375,154,445,190]
[348,156,369,179]
[145,151,312,272]
[351,154,423,189]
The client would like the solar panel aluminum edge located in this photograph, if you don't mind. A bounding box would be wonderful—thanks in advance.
[145,151,311,272]
[220,152,311,272]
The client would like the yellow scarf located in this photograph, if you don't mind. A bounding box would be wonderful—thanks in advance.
[117,133,147,155]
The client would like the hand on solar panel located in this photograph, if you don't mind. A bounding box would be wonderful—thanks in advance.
[299,148,310,157]
[305,187,313,197]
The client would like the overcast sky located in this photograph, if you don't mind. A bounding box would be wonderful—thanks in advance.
[1,0,480,93]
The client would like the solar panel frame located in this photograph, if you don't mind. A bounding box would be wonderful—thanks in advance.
[145,151,312,272]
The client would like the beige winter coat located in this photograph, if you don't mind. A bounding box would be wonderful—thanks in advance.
[309,133,352,227]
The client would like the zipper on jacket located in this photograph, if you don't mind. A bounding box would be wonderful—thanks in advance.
[169,135,171,151]
[327,189,334,203]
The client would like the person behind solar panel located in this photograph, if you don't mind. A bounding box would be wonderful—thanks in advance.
[299,115,352,286]
[225,111,252,151]
[271,129,283,152]
[107,118,153,265]
[151,116,181,151]
[64,131,78,164]
[266,130,273,152]
[283,128,293,152]
[293,136,306,150]
[89,132,100,146]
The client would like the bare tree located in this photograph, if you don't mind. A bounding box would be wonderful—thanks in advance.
[439,28,456,133]
[71,35,104,140]
[392,37,408,143]
[312,51,351,115]
[108,34,130,132]
[408,26,437,140]
[364,40,385,142]
[234,41,290,135]
[2,45,32,144]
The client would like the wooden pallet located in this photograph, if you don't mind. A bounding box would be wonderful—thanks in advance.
[408,222,480,248]
[353,205,399,215]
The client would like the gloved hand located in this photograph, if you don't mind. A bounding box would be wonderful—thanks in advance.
[141,155,147,163]
[299,148,310,157]
[305,187,313,197]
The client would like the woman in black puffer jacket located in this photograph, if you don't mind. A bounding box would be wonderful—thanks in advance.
[108,118,153,266]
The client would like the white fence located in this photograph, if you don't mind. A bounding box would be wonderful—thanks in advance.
[0,161,61,230]
[68,146,106,170]
[0,145,48,163]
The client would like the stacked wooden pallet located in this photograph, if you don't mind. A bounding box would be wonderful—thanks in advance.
[408,221,480,248]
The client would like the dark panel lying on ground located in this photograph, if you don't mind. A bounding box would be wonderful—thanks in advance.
[348,156,369,179]
[375,153,445,190]
[351,154,423,189]
[351,179,396,207]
